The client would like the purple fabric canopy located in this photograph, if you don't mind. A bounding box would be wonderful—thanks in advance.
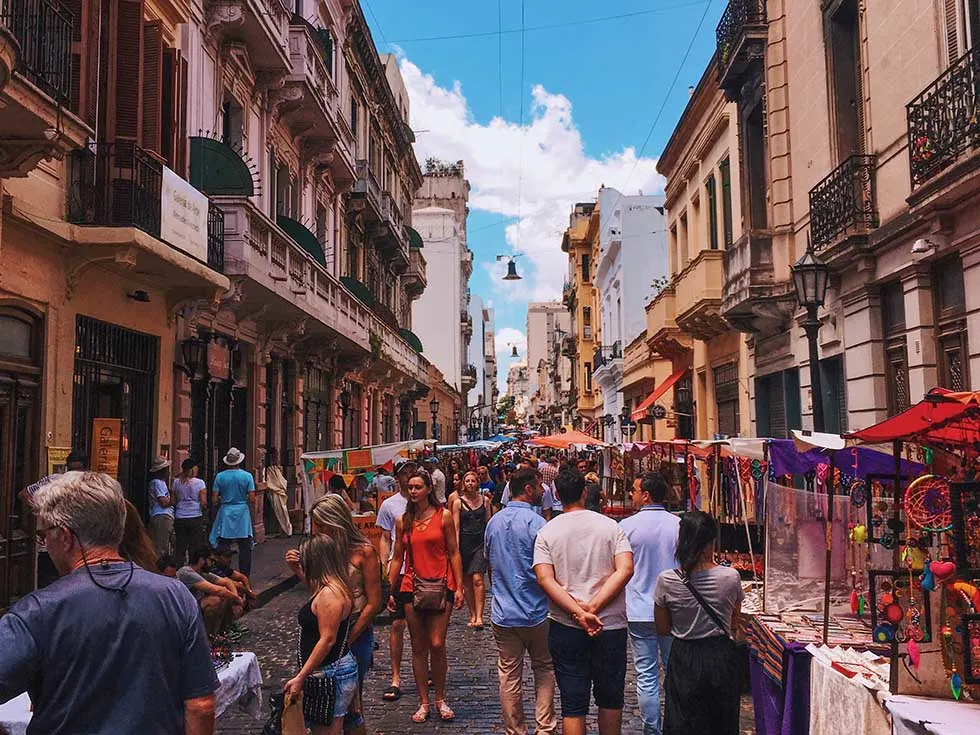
[767,440,923,478]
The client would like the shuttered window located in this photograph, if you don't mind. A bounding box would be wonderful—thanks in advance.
[705,173,719,250]
[881,281,910,416]
[944,0,980,65]
[141,20,162,154]
[826,0,865,159]
[719,158,734,247]
[934,257,970,392]
[112,0,144,141]
[161,49,189,174]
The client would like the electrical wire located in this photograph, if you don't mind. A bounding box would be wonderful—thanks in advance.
[361,0,390,49]
[390,1,710,44]
[515,0,527,254]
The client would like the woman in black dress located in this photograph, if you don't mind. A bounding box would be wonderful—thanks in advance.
[450,470,490,629]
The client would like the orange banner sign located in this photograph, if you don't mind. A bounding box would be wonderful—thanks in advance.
[91,418,122,478]
[376,490,396,513]
[353,514,383,556]
[345,449,374,472]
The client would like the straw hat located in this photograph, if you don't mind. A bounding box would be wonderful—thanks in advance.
[223,447,245,466]
[149,456,171,473]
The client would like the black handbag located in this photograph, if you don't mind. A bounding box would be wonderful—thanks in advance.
[262,692,284,735]
[675,570,751,694]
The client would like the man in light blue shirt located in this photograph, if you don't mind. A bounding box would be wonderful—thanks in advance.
[485,468,557,735]
[618,472,680,735]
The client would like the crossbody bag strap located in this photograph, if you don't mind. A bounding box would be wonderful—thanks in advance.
[674,569,733,640]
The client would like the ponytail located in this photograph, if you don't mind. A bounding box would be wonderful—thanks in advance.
[675,509,718,574]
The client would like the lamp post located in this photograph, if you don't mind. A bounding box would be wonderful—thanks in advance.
[429,396,440,440]
[791,245,830,433]
[791,241,832,645]
[453,408,461,444]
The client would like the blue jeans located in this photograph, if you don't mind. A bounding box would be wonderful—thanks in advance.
[629,621,673,735]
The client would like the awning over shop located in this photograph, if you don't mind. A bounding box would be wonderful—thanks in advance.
[530,430,608,449]
[846,388,980,447]
[631,367,688,420]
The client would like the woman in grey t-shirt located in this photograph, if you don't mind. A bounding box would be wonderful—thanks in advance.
[654,510,743,735]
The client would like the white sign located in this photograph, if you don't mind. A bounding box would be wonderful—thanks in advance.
[160,167,208,263]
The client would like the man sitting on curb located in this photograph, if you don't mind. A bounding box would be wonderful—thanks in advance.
[211,543,258,607]
[177,545,244,637]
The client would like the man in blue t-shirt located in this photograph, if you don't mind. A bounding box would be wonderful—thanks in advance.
[0,471,218,734]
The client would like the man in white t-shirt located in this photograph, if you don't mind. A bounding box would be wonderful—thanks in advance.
[427,457,447,505]
[534,468,634,735]
[375,456,416,702]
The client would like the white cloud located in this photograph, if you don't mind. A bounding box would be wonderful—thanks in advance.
[400,57,666,303]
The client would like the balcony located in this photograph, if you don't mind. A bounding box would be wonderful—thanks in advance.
[675,250,727,341]
[561,335,576,357]
[0,0,89,176]
[715,0,767,100]
[646,287,690,359]
[461,363,478,390]
[284,19,340,144]
[809,154,878,254]
[461,311,473,337]
[906,45,980,210]
[214,194,429,384]
[404,247,426,299]
[562,279,576,307]
[205,0,290,74]
[721,232,794,334]
[379,191,410,269]
[208,203,225,273]
[592,342,623,386]
[353,159,383,218]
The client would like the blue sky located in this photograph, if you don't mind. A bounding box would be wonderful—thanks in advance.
[362,0,724,388]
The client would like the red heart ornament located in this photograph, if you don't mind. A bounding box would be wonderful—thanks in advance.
[930,561,957,583]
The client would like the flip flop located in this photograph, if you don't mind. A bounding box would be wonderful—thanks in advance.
[382,685,401,701]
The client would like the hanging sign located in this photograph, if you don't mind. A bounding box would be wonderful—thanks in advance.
[91,418,123,478]
[46,446,73,476]
[207,341,230,381]
[160,167,208,263]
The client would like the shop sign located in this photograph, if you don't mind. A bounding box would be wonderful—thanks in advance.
[160,167,208,263]
[91,418,122,478]
[353,514,383,556]
[344,449,374,472]
[207,342,230,381]
[46,446,72,475]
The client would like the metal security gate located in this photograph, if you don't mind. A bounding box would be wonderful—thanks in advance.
[72,317,158,516]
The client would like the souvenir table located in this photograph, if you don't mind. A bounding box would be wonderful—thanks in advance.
[0,652,262,735]
[747,613,886,735]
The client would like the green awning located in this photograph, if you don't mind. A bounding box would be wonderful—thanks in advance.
[402,121,416,143]
[340,276,374,306]
[189,137,254,197]
[406,226,423,249]
[399,328,423,353]
[277,215,326,267]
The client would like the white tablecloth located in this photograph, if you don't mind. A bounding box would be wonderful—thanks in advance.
[883,694,980,735]
[808,653,891,735]
[0,651,262,734]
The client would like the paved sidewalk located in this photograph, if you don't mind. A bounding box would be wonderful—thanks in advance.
[217,585,756,733]
[244,535,299,604]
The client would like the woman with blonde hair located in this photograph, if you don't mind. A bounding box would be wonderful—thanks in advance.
[287,494,381,732]
[284,534,359,735]
[450,470,490,629]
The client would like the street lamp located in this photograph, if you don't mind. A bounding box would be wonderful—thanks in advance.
[429,396,440,439]
[496,254,523,280]
[338,384,352,416]
[791,243,830,433]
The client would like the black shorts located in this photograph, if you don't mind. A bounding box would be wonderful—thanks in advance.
[548,621,627,716]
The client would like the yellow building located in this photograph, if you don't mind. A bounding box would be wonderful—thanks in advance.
[561,202,599,432]
[649,62,751,439]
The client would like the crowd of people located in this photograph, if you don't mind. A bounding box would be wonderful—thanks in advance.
[0,442,746,735]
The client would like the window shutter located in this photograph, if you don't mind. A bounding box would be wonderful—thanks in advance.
[945,0,963,65]
[64,0,84,117]
[161,48,189,174]
[142,21,163,154]
[112,0,144,142]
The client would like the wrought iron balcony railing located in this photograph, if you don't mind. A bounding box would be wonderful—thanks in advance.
[0,0,73,103]
[208,203,225,273]
[716,0,766,75]
[907,44,980,188]
[809,154,878,250]
[68,141,163,237]
[592,341,623,371]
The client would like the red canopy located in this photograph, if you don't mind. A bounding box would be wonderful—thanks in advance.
[530,430,609,449]
[846,389,980,446]
[631,367,688,421]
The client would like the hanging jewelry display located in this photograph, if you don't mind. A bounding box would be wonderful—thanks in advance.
[903,475,954,534]
[962,614,980,685]
[869,569,933,646]
[950,482,980,571]
[866,473,910,548]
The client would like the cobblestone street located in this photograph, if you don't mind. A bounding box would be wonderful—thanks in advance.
[217,585,756,734]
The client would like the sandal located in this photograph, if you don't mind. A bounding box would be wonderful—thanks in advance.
[412,704,430,723]
[382,685,401,702]
[435,700,455,721]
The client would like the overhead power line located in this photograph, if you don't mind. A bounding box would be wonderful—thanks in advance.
[390,1,710,44]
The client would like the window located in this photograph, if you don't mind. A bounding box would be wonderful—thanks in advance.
[582,306,592,339]
[222,96,244,151]
[744,99,768,229]
[304,366,332,452]
[944,0,980,65]
[275,163,291,216]
[706,173,719,250]
[581,254,591,282]
[820,355,848,433]
[881,281,910,416]
[350,99,358,137]
[825,0,865,160]
[714,362,739,437]
[934,257,969,391]
[584,364,592,392]
[720,157,734,247]
[679,213,689,268]
[754,369,801,439]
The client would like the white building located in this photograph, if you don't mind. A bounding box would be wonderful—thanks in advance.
[506,362,532,422]
[594,187,669,442]
[526,302,570,429]
[466,293,497,438]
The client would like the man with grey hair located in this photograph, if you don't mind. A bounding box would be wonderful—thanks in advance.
[0,471,218,734]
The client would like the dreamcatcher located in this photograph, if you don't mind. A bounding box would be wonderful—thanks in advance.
[904,475,953,533]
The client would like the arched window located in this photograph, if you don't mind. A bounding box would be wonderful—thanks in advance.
[0,306,40,364]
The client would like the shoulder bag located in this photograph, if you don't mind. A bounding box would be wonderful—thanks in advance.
[407,511,449,612]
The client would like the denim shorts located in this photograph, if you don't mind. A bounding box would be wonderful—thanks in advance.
[548,621,628,717]
[302,652,359,725]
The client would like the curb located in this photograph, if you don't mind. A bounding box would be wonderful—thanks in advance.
[253,574,300,609]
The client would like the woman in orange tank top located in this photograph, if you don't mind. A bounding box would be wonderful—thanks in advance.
[386,470,464,724]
